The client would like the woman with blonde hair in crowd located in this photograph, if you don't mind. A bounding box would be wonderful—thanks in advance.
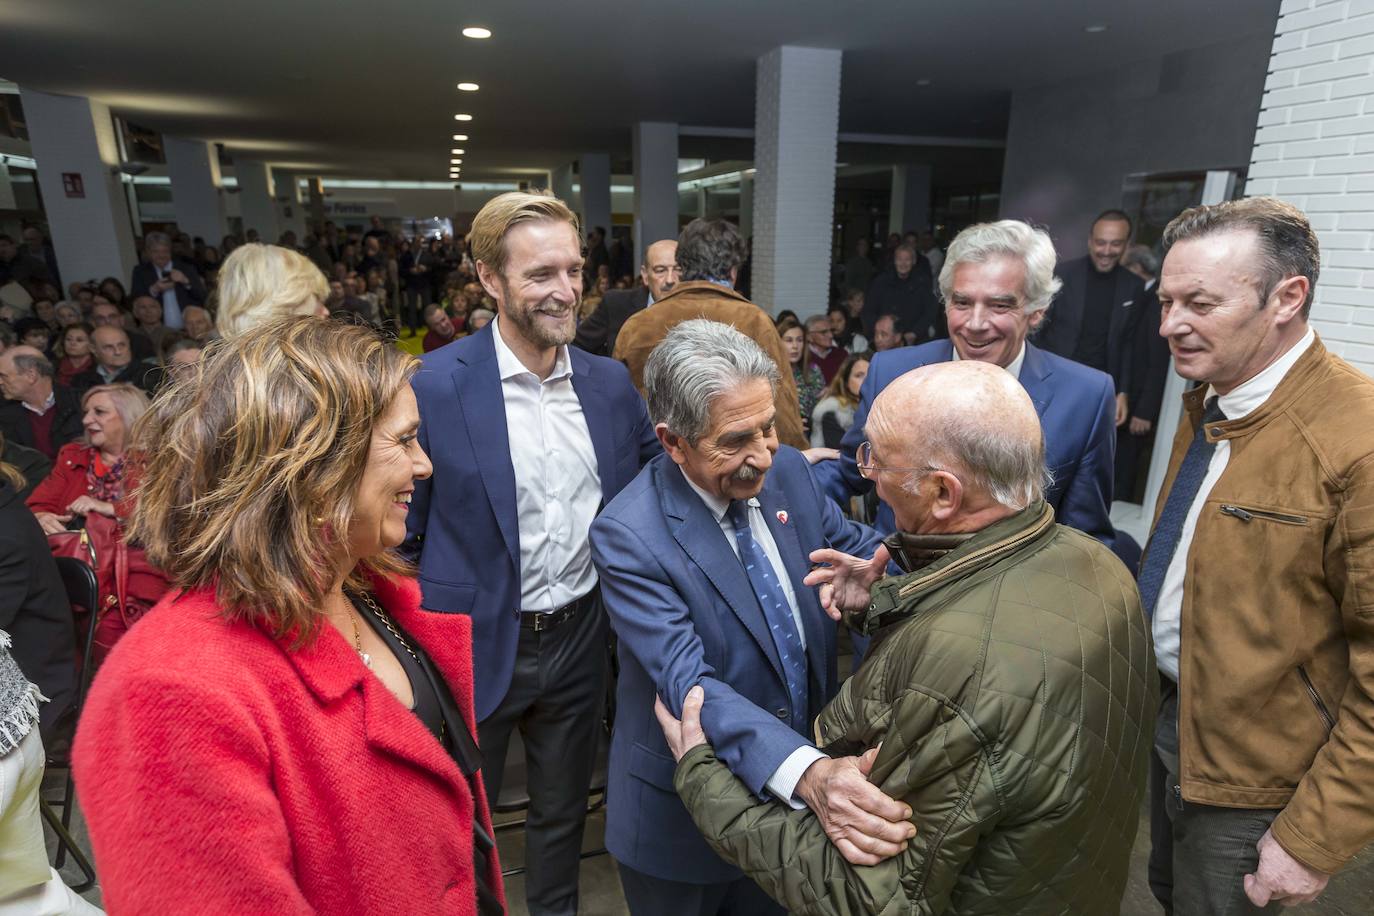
[215,242,329,337]
[73,317,503,915]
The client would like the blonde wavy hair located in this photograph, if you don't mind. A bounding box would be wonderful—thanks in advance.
[468,190,580,276]
[127,316,420,642]
[215,243,329,337]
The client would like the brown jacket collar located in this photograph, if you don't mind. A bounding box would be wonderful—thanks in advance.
[652,279,751,307]
[1184,333,1327,444]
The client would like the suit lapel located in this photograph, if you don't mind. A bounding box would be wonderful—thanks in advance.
[569,352,617,504]
[660,463,787,686]
[1019,343,1055,419]
[450,331,520,569]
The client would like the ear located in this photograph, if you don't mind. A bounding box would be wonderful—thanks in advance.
[474,260,503,302]
[1269,275,1309,326]
[1027,308,1047,330]
[728,266,739,286]
[929,470,964,523]
[656,424,690,467]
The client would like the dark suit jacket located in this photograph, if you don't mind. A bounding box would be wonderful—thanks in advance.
[573,286,649,357]
[70,363,157,395]
[1036,255,1143,392]
[129,258,207,315]
[813,340,1117,549]
[590,448,881,883]
[0,384,85,458]
[404,323,661,721]
[1127,279,1171,424]
[0,480,77,740]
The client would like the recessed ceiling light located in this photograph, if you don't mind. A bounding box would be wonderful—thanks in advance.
[916,78,932,86]
[451,159,463,164]
[457,82,479,92]
[451,149,465,155]
[453,134,468,141]
[454,114,473,121]
[461,27,491,39]
[1084,24,1108,33]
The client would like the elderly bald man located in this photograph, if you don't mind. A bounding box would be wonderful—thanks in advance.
[658,360,1156,915]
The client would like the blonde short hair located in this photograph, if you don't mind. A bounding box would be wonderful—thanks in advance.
[82,384,151,448]
[215,243,329,337]
[468,191,580,276]
[127,317,419,642]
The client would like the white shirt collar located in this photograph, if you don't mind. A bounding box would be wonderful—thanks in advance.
[680,465,758,523]
[950,341,1027,380]
[1209,326,1315,421]
[22,390,55,416]
[491,315,573,383]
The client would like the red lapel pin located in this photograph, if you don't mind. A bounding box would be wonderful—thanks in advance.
[776,510,789,525]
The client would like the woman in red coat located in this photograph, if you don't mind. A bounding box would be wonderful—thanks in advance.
[73,317,504,915]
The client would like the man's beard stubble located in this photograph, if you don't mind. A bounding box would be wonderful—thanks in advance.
[499,279,579,349]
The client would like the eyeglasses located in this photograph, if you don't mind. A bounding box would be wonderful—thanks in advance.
[856,441,940,481]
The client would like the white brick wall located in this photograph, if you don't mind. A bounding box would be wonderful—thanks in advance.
[752,46,842,317]
[1250,0,1374,374]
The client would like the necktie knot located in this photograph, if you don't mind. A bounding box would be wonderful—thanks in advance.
[1202,395,1226,426]
[726,499,751,532]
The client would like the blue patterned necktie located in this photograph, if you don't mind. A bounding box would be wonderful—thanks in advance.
[726,500,809,732]
[1138,397,1227,619]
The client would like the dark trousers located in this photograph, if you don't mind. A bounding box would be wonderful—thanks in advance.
[402,289,425,332]
[1151,678,1281,915]
[479,596,608,916]
[1115,425,1156,502]
[617,862,785,916]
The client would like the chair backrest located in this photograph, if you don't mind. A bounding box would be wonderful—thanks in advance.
[52,556,101,705]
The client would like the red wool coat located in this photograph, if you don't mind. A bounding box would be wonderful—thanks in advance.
[72,572,504,915]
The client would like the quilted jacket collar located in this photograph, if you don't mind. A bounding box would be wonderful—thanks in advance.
[856,501,1056,635]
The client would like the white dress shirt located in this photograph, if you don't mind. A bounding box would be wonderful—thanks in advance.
[153,261,185,330]
[1153,327,1315,679]
[682,470,826,807]
[951,340,1026,380]
[492,316,603,612]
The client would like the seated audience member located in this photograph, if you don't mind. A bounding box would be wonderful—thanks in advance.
[466,307,494,333]
[181,305,219,346]
[658,360,1153,915]
[129,230,207,330]
[73,318,503,915]
[130,294,172,354]
[0,631,99,915]
[774,309,799,328]
[215,242,329,338]
[0,444,77,741]
[870,313,901,352]
[12,317,50,353]
[53,301,82,329]
[30,298,57,331]
[590,320,906,916]
[144,333,204,392]
[421,304,459,352]
[97,277,128,309]
[72,326,156,393]
[90,300,154,361]
[829,302,866,353]
[778,316,825,438]
[614,219,808,448]
[816,220,1118,550]
[810,352,869,449]
[53,323,95,389]
[804,314,847,383]
[862,243,937,343]
[0,347,84,460]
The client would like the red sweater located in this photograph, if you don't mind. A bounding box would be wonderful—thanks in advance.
[73,572,504,915]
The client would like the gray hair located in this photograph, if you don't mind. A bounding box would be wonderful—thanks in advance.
[9,351,54,379]
[938,220,1062,314]
[144,231,172,249]
[906,413,1052,512]
[676,219,747,283]
[804,314,830,333]
[1121,244,1160,277]
[644,319,779,445]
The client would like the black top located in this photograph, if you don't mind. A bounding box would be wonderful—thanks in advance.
[353,593,445,744]
[1073,266,1116,372]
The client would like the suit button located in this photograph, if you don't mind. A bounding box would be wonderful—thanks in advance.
[775,708,788,719]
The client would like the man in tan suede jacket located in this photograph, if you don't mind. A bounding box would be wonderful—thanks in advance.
[1139,196,1374,913]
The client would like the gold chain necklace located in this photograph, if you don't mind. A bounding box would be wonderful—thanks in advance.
[351,590,445,745]
[346,604,372,668]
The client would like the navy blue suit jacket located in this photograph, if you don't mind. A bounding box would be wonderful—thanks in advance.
[814,340,1117,546]
[590,447,881,883]
[404,324,659,721]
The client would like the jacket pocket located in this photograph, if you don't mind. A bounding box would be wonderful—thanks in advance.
[418,577,476,614]
[628,739,679,791]
[1218,504,1308,525]
[1296,665,1336,734]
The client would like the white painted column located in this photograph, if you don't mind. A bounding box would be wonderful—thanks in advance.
[738,172,755,238]
[752,46,842,316]
[273,169,306,240]
[164,136,226,244]
[632,121,679,268]
[235,160,278,243]
[888,163,932,235]
[550,163,575,208]
[579,152,612,241]
[307,177,326,230]
[19,88,137,285]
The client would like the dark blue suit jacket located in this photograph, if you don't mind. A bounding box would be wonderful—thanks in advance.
[814,340,1116,546]
[404,324,659,721]
[590,447,881,883]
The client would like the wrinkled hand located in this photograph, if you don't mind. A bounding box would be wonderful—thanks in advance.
[1115,392,1129,427]
[801,447,839,466]
[1128,416,1152,435]
[34,511,72,536]
[654,685,707,762]
[795,751,915,866]
[66,496,114,518]
[1243,829,1329,907]
[804,545,890,621]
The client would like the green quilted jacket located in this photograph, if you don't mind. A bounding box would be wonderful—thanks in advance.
[674,502,1156,915]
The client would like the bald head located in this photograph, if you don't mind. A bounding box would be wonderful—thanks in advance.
[869,361,1045,531]
[0,345,53,403]
[92,325,132,370]
[641,239,680,300]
